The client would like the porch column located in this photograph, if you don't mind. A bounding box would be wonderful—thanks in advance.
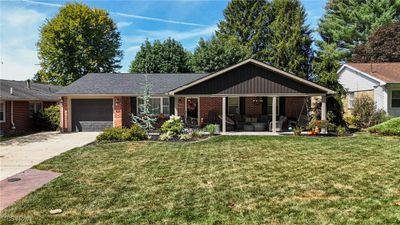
[222,96,226,133]
[321,95,327,134]
[174,96,178,115]
[272,96,277,133]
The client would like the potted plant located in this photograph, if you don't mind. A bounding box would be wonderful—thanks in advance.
[293,127,303,136]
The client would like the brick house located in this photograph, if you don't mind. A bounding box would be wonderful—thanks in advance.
[338,63,400,117]
[58,59,335,133]
[0,80,62,135]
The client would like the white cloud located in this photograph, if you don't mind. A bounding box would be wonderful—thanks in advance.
[0,8,47,80]
[117,21,133,29]
[23,0,208,27]
[126,45,141,53]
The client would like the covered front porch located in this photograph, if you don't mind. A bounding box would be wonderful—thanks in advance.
[173,95,327,134]
[169,59,334,134]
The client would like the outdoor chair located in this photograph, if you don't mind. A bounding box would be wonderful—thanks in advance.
[269,116,287,132]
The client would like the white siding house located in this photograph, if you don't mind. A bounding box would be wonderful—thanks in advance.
[338,63,400,117]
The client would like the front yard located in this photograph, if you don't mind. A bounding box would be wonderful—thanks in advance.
[1,134,399,224]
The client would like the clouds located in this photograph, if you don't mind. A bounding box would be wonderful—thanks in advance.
[0,7,47,80]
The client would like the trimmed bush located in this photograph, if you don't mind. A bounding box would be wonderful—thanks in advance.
[352,95,387,128]
[42,105,60,130]
[96,125,147,142]
[205,124,217,135]
[160,115,184,136]
[368,117,400,136]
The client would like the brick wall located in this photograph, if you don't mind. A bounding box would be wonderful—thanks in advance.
[245,97,262,115]
[200,97,222,124]
[113,96,122,128]
[285,97,305,119]
[60,97,69,132]
[122,97,132,127]
[177,97,185,117]
[342,90,374,116]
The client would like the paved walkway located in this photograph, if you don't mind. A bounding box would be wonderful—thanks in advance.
[0,131,99,180]
[0,169,61,211]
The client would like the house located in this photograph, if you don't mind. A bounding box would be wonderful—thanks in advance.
[338,63,400,117]
[0,80,62,135]
[58,59,335,133]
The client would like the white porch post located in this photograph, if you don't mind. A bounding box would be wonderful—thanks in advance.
[222,96,227,133]
[321,95,327,134]
[272,96,277,133]
[174,96,178,115]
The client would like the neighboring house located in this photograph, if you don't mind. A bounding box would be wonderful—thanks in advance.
[58,59,335,133]
[338,63,400,117]
[0,80,62,135]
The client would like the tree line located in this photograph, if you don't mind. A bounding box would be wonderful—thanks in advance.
[35,0,399,89]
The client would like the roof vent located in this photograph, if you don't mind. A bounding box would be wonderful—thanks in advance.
[27,79,31,89]
[10,87,14,95]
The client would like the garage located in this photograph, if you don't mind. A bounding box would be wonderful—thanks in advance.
[71,99,113,132]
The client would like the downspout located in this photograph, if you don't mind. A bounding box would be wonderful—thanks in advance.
[11,101,16,131]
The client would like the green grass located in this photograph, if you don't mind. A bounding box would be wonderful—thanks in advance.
[1,134,400,224]
[368,117,400,136]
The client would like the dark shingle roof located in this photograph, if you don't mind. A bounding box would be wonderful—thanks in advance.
[0,80,62,101]
[57,73,208,95]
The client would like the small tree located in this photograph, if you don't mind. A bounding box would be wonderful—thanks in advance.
[131,75,156,131]
[352,95,386,129]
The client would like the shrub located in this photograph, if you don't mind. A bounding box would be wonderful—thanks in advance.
[179,133,192,141]
[205,124,217,135]
[352,95,386,128]
[307,119,335,131]
[191,129,202,139]
[293,127,303,136]
[123,124,148,141]
[336,126,346,136]
[96,125,147,142]
[159,131,174,141]
[344,115,359,128]
[96,127,126,142]
[368,117,400,136]
[42,105,60,130]
[160,115,184,136]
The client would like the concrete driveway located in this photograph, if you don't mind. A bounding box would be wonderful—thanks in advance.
[0,132,99,180]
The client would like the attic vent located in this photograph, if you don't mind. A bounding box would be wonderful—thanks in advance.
[10,87,14,95]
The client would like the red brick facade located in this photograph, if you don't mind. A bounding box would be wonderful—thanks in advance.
[245,97,262,115]
[285,97,306,119]
[1,100,57,135]
[113,96,132,128]
[60,97,69,132]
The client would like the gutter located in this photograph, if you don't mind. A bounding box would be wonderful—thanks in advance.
[11,101,16,131]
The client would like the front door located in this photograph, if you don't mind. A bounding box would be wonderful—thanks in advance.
[186,98,199,125]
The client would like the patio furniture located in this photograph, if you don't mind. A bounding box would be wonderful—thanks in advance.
[252,122,267,131]
[243,124,254,131]
[269,116,287,132]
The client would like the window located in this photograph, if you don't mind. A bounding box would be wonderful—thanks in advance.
[227,97,240,115]
[138,97,170,115]
[29,102,42,118]
[0,101,5,122]
[348,92,355,109]
[391,90,400,108]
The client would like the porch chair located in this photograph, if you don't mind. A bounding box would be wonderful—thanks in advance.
[269,116,287,132]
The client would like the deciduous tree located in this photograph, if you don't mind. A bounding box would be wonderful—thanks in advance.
[37,3,122,85]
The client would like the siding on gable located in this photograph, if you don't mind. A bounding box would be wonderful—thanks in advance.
[338,67,380,92]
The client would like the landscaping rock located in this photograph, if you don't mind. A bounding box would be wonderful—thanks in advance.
[49,209,62,214]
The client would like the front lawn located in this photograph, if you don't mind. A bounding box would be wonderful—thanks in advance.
[1,134,399,224]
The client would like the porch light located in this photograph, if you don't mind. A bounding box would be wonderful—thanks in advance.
[252,97,263,105]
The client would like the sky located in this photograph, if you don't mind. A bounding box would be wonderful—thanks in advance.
[0,0,327,81]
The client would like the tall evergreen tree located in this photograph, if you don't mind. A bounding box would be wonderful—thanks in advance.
[129,38,191,73]
[259,0,313,79]
[37,3,122,86]
[216,0,268,54]
[190,36,250,73]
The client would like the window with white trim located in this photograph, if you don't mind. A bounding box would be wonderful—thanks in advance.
[138,97,170,115]
[348,92,355,109]
[0,101,5,122]
[29,102,43,118]
[227,97,240,115]
[391,90,400,108]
